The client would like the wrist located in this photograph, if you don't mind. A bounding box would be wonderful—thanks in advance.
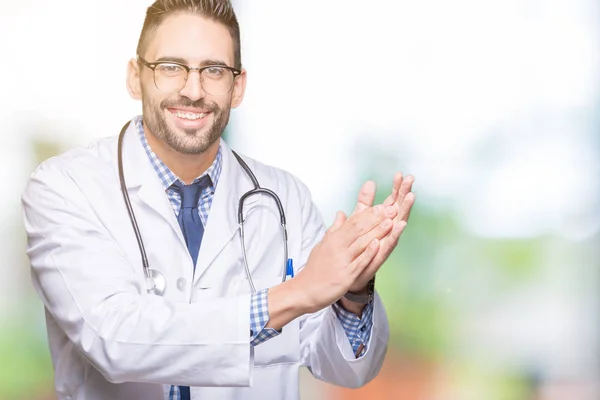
[338,296,366,317]
[344,277,376,305]
[348,284,370,295]
[265,279,310,331]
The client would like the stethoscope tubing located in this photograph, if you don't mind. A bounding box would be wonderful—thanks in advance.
[117,120,288,295]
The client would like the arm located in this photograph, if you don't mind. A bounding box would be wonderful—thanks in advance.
[22,165,252,387]
[320,173,415,361]
[263,178,395,388]
[276,174,414,387]
[293,190,390,388]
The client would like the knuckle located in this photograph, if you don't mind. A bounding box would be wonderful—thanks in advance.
[379,222,391,235]
[371,205,383,216]
[346,215,359,229]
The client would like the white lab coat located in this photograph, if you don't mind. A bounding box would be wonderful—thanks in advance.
[21,120,389,400]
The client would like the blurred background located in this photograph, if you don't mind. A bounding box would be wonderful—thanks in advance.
[1,0,598,399]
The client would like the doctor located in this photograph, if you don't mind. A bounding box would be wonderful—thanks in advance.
[22,1,415,399]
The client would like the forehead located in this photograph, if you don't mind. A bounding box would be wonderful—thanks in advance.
[145,13,234,65]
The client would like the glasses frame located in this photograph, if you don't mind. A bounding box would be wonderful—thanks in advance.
[137,55,242,95]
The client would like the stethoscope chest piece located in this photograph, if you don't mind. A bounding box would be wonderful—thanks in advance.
[146,269,166,296]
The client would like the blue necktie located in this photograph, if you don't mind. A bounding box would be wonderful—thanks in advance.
[173,176,210,268]
[171,176,210,400]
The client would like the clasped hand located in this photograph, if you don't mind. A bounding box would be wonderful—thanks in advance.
[296,172,415,313]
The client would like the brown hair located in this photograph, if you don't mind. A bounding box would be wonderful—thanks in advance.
[136,0,242,69]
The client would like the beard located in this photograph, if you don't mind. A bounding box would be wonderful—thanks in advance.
[142,92,231,155]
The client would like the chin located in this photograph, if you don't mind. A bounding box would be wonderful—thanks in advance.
[171,130,218,155]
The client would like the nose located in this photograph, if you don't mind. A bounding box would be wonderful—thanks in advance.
[179,69,205,101]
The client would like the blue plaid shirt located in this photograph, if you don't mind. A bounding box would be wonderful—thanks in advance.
[134,116,374,398]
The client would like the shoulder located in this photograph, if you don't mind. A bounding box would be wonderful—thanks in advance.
[23,136,118,198]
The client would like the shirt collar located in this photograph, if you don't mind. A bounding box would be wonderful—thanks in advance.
[134,115,223,190]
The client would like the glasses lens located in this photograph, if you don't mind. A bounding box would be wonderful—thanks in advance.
[201,67,235,96]
[153,64,187,92]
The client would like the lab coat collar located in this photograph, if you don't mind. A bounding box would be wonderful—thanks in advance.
[120,118,153,190]
[119,117,259,283]
[120,118,188,250]
[193,139,259,283]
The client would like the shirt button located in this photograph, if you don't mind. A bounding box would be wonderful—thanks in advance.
[360,326,366,332]
[177,278,187,291]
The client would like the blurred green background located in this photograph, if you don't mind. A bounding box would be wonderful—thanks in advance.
[1,0,598,399]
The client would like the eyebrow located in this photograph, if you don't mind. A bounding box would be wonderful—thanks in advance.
[155,56,230,67]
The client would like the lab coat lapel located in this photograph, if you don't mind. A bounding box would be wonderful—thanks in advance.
[120,120,186,247]
[193,141,258,283]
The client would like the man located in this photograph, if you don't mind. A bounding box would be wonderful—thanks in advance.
[21,0,415,399]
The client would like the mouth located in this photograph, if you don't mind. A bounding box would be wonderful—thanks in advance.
[167,108,212,129]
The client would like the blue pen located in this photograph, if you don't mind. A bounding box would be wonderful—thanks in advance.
[286,258,294,279]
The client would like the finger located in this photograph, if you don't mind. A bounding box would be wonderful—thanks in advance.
[348,238,380,278]
[360,220,408,277]
[328,211,347,233]
[391,176,414,222]
[382,193,394,206]
[398,192,416,222]
[353,181,377,214]
[383,172,403,206]
[348,216,394,258]
[341,204,397,245]
[385,219,408,249]
[395,175,414,207]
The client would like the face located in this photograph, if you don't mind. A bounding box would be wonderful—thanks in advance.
[128,13,246,155]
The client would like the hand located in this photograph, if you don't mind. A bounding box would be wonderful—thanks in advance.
[345,172,415,293]
[291,203,398,314]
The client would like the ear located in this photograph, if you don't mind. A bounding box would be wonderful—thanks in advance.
[126,58,143,100]
[230,68,247,109]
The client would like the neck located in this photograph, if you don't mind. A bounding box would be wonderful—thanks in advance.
[143,123,220,185]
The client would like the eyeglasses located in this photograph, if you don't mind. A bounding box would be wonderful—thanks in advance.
[137,56,242,96]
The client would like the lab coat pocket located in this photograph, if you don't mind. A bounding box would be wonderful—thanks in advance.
[232,275,301,366]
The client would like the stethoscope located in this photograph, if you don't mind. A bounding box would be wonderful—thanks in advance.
[117,121,289,296]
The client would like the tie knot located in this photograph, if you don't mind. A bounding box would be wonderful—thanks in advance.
[173,175,211,209]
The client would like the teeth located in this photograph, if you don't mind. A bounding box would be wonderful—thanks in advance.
[173,111,207,120]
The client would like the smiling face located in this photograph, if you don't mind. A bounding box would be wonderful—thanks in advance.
[128,12,246,155]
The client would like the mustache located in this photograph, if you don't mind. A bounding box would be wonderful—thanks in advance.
[160,98,219,112]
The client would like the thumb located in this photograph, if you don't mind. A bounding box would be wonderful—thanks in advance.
[353,181,376,214]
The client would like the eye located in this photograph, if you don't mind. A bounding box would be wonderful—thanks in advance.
[156,64,185,76]
[203,67,226,79]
